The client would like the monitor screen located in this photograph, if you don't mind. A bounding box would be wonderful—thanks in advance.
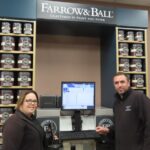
[61,82,95,110]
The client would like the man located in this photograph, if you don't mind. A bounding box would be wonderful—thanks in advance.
[96,72,150,150]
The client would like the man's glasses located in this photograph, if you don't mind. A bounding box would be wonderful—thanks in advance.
[25,99,38,104]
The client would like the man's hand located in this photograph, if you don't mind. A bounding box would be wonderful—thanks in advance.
[96,126,109,135]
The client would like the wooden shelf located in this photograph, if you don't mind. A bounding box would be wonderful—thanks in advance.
[0,50,34,54]
[0,68,33,71]
[0,104,16,107]
[0,33,34,37]
[0,86,33,89]
[116,27,148,95]
[118,56,146,59]
[118,40,145,44]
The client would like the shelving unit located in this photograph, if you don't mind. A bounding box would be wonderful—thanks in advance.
[116,27,148,95]
[0,18,36,144]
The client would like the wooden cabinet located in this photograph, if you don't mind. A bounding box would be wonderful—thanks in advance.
[116,27,148,95]
[0,18,36,143]
[101,26,149,108]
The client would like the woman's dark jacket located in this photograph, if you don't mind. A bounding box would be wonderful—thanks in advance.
[111,89,150,150]
[2,110,47,150]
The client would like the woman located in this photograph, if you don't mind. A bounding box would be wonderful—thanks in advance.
[2,90,48,150]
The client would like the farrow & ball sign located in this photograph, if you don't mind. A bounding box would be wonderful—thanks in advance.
[37,0,116,25]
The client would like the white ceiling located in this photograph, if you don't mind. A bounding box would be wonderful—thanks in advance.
[95,0,150,7]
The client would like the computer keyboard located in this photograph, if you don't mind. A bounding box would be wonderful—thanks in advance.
[59,130,101,140]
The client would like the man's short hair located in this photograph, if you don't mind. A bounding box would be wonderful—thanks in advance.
[113,72,130,81]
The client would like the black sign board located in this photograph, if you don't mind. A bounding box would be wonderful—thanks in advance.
[37,0,116,25]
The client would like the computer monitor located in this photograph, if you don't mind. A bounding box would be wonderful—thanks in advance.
[61,81,95,111]
[61,81,95,131]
